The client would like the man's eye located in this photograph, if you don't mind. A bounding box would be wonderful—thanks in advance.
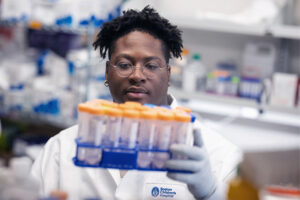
[145,64,159,71]
[116,63,132,70]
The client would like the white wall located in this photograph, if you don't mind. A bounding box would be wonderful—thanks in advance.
[122,0,300,75]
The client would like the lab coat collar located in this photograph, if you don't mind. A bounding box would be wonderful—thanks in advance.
[169,94,179,108]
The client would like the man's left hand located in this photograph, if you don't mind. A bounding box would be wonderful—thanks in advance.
[165,128,216,200]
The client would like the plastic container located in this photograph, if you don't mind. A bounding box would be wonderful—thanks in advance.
[119,108,140,149]
[153,106,169,112]
[172,111,191,160]
[135,105,151,111]
[175,106,192,113]
[137,110,158,168]
[242,42,276,79]
[89,99,118,108]
[85,105,106,165]
[153,110,174,169]
[183,53,207,92]
[120,101,147,111]
[239,77,263,100]
[77,103,92,161]
[297,83,300,109]
[124,101,142,107]
[172,111,191,144]
[170,48,189,89]
[227,167,259,200]
[206,72,217,93]
[227,76,240,96]
[73,99,196,172]
[101,101,119,108]
[216,76,230,95]
[90,99,110,106]
[102,107,123,148]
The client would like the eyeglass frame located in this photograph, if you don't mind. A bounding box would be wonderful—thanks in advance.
[108,61,169,78]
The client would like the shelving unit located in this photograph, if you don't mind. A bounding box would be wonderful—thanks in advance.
[262,103,300,116]
[171,86,300,116]
[0,20,97,129]
[269,25,300,40]
[169,87,258,108]
[0,20,88,34]
[166,15,300,41]
[1,1,300,131]
[167,17,267,36]
[0,109,76,129]
[157,0,300,132]
[169,87,300,128]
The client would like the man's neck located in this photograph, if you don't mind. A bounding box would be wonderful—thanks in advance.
[167,94,173,105]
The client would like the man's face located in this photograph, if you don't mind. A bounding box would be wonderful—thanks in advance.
[105,31,170,105]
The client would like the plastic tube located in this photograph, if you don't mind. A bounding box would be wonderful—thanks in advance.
[77,103,92,161]
[172,110,191,159]
[153,110,174,169]
[137,110,157,168]
[102,107,123,148]
[119,108,140,149]
[85,105,106,165]
[172,110,191,144]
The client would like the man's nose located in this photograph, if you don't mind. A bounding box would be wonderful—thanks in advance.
[128,64,146,82]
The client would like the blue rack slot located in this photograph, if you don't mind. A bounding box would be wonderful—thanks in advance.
[73,138,192,173]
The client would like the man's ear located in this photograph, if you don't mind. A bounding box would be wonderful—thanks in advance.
[105,61,110,81]
[167,65,171,86]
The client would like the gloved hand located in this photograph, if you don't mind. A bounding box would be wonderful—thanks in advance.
[165,128,216,200]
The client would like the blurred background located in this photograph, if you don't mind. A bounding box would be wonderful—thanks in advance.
[0,0,299,199]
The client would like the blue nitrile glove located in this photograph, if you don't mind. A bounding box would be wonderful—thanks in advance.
[165,128,217,200]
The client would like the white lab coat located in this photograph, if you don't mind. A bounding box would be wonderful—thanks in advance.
[31,97,242,200]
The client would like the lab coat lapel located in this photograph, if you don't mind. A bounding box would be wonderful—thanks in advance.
[82,167,117,199]
[115,170,147,200]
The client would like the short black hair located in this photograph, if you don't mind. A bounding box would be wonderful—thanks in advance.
[93,6,183,63]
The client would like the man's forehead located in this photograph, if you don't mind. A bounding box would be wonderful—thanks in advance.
[114,54,162,61]
[111,32,165,61]
[115,31,162,48]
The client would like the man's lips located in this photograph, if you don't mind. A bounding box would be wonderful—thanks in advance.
[126,92,147,99]
[125,87,149,99]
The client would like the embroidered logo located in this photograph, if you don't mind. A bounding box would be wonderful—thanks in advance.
[151,187,159,197]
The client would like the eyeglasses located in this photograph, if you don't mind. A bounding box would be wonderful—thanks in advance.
[109,61,168,78]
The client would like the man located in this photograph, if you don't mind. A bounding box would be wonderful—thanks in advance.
[31,6,241,200]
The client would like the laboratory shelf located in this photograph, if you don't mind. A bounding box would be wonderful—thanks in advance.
[262,103,300,116]
[0,20,18,27]
[258,108,300,128]
[165,16,300,40]
[268,25,300,40]
[0,109,76,129]
[167,17,267,36]
[169,87,300,128]
[169,87,258,108]
[0,20,90,34]
[31,24,89,34]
